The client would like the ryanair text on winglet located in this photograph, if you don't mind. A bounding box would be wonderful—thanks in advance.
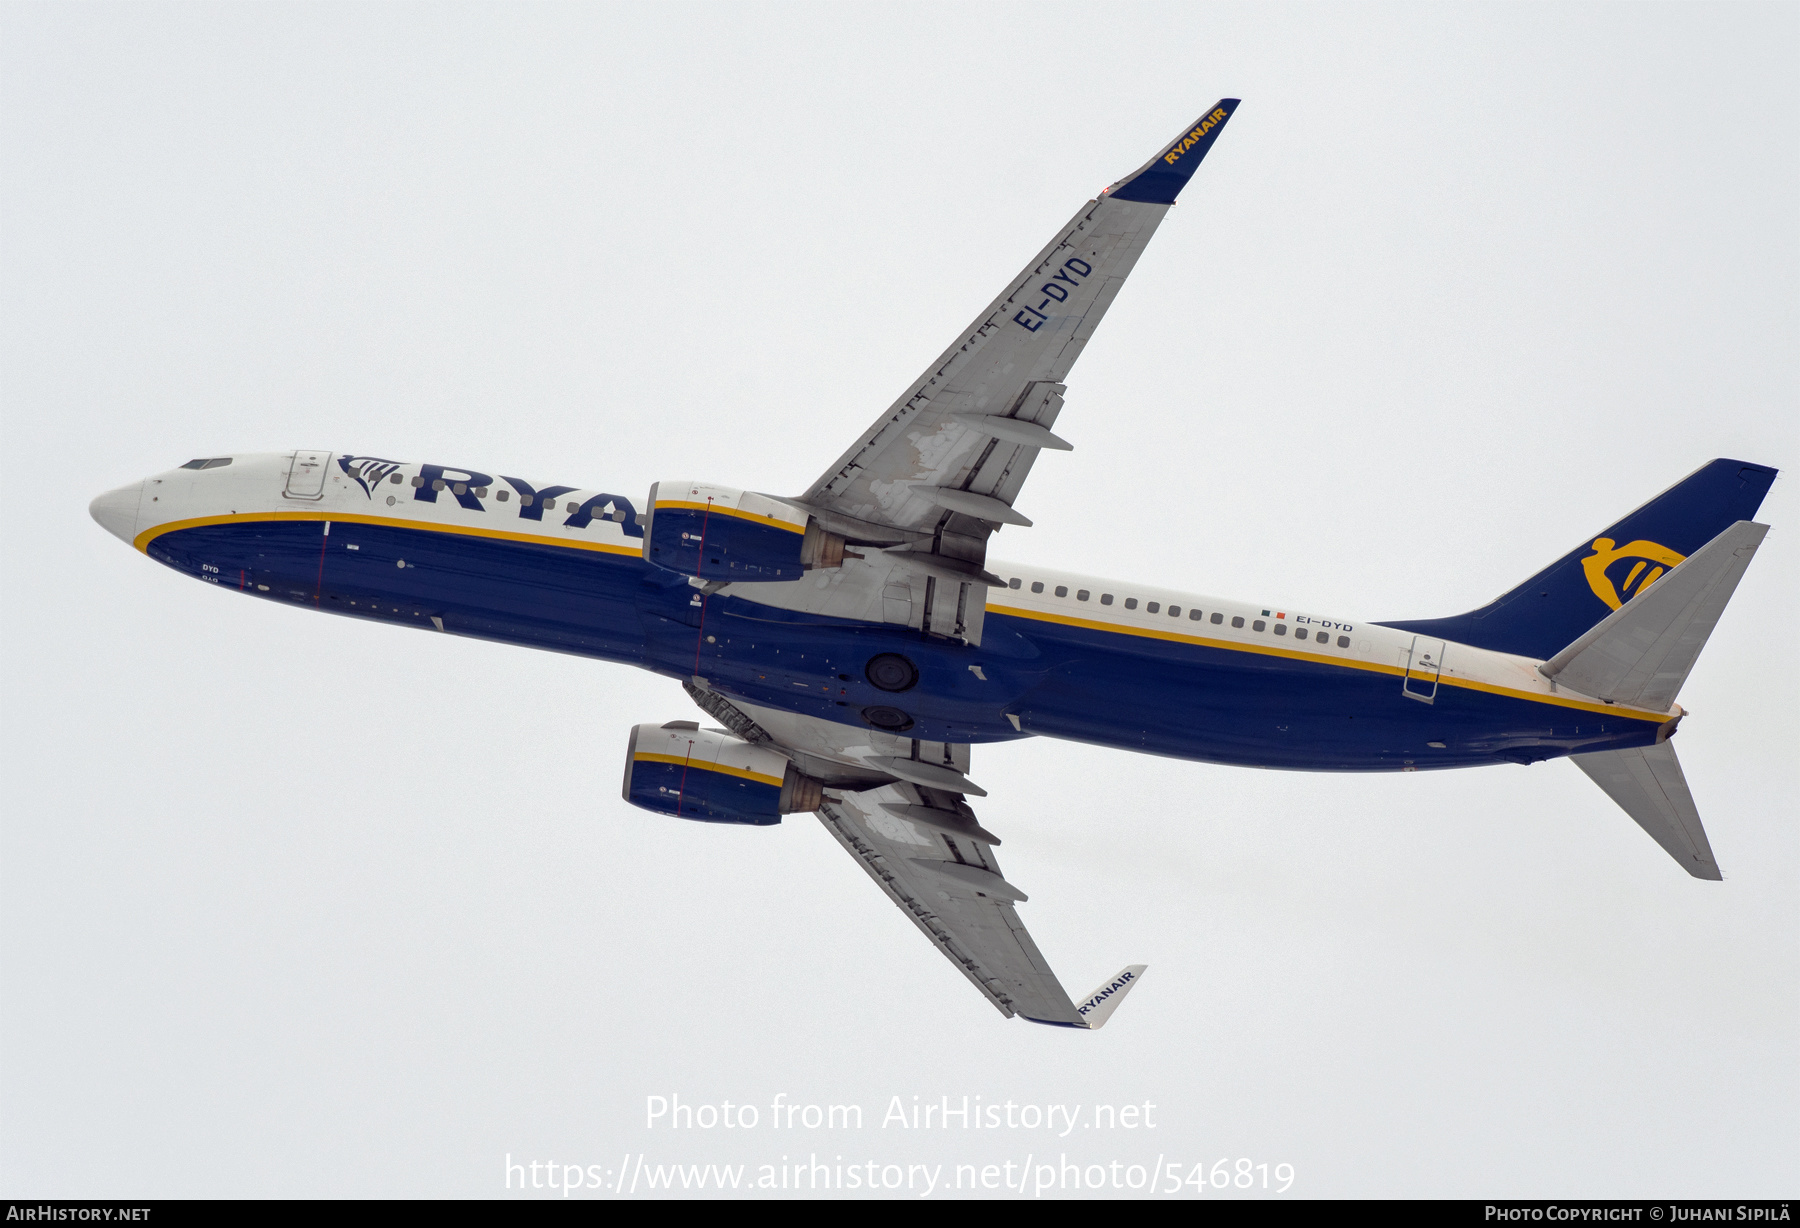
[1077,969,1137,1018]
[1163,109,1229,164]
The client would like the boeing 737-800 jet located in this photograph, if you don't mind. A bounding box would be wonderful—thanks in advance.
[89,101,1777,1029]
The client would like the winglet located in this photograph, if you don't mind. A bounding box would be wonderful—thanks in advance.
[1073,964,1147,1029]
[1106,101,1240,204]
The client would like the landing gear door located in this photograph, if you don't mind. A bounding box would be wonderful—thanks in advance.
[284,450,331,501]
[1402,636,1446,704]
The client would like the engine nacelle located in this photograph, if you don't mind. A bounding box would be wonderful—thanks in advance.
[621,722,823,826]
[643,481,850,582]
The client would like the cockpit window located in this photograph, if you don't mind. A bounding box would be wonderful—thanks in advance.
[180,458,232,470]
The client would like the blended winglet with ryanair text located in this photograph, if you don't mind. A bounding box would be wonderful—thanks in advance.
[1074,965,1148,1030]
[1106,99,1241,203]
[90,97,1778,1028]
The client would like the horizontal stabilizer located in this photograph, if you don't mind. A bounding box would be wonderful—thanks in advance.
[1073,965,1147,1030]
[1571,742,1720,880]
[1541,521,1768,708]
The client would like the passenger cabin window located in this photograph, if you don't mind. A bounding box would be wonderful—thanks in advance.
[1009,578,1021,589]
[1055,586,1068,597]
[1168,606,1180,617]
[1031,582,1044,594]
[1253,619,1266,632]
[1189,609,1202,620]
[411,476,424,487]
[1211,612,1224,624]
[521,494,534,506]
[496,489,510,501]
[1295,628,1308,640]
[1146,602,1160,614]
[1231,615,1244,628]
[390,473,403,484]
[1337,635,1351,648]
[1076,589,1090,601]
[1101,594,1113,605]
[1274,623,1287,636]
[1124,598,1138,610]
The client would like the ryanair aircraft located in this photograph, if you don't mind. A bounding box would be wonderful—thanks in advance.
[89,101,1777,1029]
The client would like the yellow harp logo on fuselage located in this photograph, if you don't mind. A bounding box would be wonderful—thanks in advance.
[1580,537,1685,610]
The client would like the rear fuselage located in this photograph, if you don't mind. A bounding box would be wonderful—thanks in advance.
[94,453,1674,771]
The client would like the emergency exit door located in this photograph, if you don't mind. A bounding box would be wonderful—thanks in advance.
[1402,636,1446,704]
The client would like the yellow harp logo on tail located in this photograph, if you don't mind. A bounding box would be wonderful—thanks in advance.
[1580,538,1685,610]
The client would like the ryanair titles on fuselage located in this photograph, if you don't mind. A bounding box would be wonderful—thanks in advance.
[338,455,644,535]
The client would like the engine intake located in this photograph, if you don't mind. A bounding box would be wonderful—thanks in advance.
[643,481,853,582]
[621,722,823,825]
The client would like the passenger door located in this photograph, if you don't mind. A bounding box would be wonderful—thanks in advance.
[283,450,331,500]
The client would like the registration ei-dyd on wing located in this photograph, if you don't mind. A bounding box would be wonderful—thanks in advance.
[89,100,1778,1029]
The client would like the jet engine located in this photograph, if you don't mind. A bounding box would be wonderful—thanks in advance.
[643,481,853,582]
[621,722,825,825]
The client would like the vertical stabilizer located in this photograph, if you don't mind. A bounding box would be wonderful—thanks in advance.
[1570,742,1720,880]
[1381,459,1776,659]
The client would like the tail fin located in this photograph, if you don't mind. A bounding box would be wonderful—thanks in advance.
[1571,742,1720,879]
[1380,459,1777,659]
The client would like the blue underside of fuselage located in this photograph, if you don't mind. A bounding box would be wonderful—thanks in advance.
[146,519,1664,771]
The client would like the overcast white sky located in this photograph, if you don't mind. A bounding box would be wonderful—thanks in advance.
[3,1,1795,1199]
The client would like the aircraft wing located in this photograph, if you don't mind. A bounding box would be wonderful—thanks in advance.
[686,683,1145,1027]
[819,784,1095,1025]
[801,101,1239,549]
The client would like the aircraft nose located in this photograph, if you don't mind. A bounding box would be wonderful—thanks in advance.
[89,481,144,546]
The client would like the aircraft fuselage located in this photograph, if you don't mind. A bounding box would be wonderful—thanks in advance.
[91,452,1674,774]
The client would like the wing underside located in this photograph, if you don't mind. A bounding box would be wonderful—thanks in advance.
[818,786,1085,1024]
[688,686,1141,1027]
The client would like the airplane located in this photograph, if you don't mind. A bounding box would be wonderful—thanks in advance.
[88,99,1778,1030]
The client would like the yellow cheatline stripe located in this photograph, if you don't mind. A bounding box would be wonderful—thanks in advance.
[984,601,1668,725]
[140,512,1662,727]
[632,752,784,787]
[134,511,645,559]
[652,500,807,533]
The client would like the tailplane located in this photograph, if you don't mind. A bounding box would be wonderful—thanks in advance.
[1540,521,1768,708]
[1380,459,1776,659]
[1571,742,1720,880]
